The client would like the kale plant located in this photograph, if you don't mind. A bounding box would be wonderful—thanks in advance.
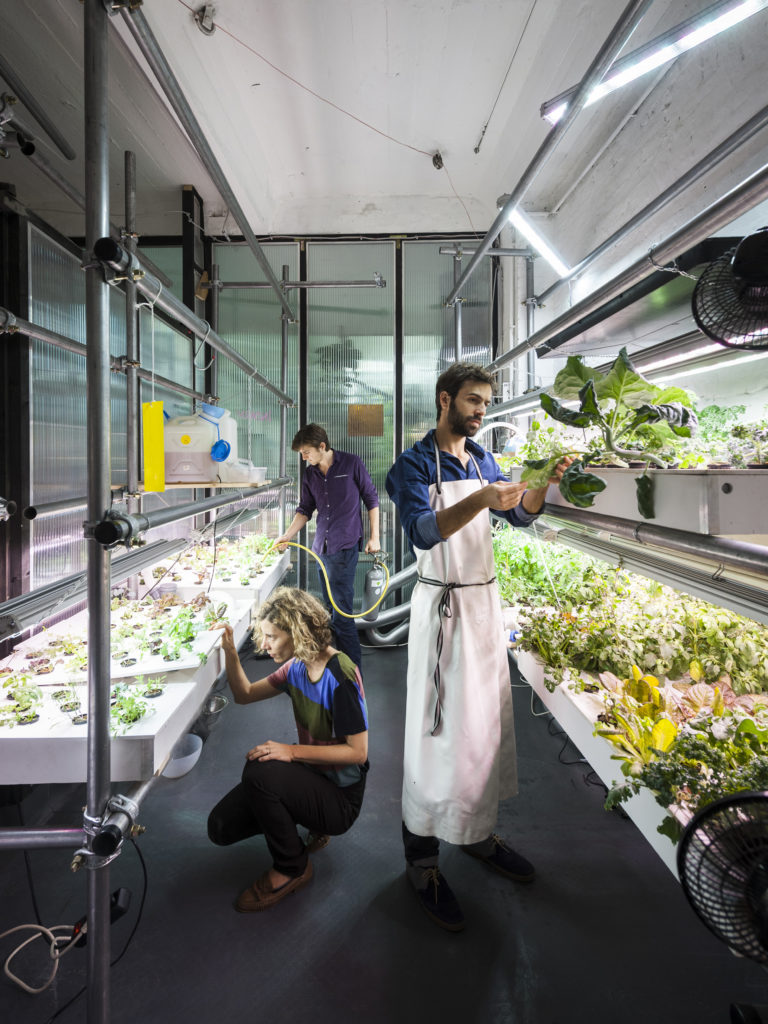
[521,348,697,517]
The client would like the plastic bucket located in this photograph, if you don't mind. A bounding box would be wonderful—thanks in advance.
[162,733,203,778]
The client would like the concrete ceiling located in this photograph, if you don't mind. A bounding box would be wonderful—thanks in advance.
[1,0,768,332]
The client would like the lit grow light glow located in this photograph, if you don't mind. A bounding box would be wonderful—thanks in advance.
[655,348,768,382]
[508,210,571,278]
[542,0,768,125]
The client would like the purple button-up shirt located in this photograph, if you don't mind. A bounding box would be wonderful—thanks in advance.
[296,449,379,555]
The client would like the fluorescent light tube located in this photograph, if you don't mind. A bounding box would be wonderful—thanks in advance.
[657,348,768,382]
[542,0,768,125]
[508,210,571,277]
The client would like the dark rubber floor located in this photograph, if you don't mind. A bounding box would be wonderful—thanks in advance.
[1,642,765,1023]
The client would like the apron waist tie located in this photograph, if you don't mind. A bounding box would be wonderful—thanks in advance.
[417,575,496,735]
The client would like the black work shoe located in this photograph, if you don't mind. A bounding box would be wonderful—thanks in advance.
[462,834,535,882]
[408,866,465,932]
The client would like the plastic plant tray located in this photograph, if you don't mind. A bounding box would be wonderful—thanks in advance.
[514,648,679,877]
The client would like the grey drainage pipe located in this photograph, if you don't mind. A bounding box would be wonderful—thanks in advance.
[363,619,410,646]
[541,505,768,576]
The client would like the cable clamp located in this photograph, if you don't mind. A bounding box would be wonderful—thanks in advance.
[108,793,140,824]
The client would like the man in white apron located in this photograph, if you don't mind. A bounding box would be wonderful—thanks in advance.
[386,362,569,932]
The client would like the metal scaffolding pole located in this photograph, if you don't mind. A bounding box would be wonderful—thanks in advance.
[488,159,768,370]
[2,143,173,288]
[94,237,294,407]
[535,103,768,306]
[118,5,296,321]
[0,50,76,160]
[124,152,141,596]
[83,2,112,1018]
[93,478,291,547]
[279,265,290,534]
[0,307,209,403]
[453,251,463,360]
[444,0,654,308]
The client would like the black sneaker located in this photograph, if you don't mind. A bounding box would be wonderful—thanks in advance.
[409,866,465,932]
[462,834,535,882]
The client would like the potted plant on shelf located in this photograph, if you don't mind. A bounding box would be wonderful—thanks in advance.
[520,348,698,517]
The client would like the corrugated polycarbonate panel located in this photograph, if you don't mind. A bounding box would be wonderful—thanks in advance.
[213,243,300,536]
[138,246,184,304]
[402,240,492,448]
[138,307,193,404]
[305,241,395,607]
[27,227,128,587]
[31,509,87,590]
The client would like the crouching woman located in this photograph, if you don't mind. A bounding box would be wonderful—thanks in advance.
[208,586,369,912]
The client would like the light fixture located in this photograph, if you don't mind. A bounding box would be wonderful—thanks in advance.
[541,0,768,125]
[633,341,723,374]
[0,539,186,642]
[508,210,571,278]
[653,347,768,383]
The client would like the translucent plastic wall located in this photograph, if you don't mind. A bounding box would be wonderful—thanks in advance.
[212,242,300,537]
[303,241,396,603]
[28,227,127,587]
[24,231,492,599]
[27,232,197,586]
[402,240,492,449]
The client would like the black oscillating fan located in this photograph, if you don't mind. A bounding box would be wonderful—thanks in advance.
[692,228,768,350]
[678,791,768,1023]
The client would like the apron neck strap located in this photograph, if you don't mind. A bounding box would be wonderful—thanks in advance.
[433,436,484,494]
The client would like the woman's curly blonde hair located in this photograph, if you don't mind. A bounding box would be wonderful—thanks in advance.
[253,586,332,664]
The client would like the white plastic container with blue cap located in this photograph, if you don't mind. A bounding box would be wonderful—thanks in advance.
[164,403,266,484]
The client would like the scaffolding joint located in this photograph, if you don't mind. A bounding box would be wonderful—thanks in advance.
[72,794,141,869]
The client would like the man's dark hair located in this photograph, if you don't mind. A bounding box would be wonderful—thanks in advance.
[291,423,331,451]
[435,362,496,419]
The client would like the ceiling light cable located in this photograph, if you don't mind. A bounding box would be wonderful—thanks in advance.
[174,0,433,161]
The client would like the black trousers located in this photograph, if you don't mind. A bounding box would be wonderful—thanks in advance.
[402,821,440,865]
[208,758,365,877]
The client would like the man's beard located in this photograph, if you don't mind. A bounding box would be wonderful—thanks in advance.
[446,399,481,438]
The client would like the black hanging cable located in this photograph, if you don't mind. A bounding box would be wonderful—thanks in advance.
[16,800,44,927]
[44,837,149,1024]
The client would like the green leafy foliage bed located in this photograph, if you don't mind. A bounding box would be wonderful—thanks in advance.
[494,526,768,831]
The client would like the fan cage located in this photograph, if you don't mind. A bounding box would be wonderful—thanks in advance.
[692,250,768,351]
[678,791,768,964]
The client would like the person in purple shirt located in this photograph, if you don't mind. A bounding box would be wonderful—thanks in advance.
[276,424,380,666]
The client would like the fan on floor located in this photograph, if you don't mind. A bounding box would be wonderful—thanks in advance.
[692,228,768,350]
[677,791,768,1024]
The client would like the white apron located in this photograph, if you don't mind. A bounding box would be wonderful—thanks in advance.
[401,443,518,845]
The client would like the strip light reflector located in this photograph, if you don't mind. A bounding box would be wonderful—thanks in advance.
[508,210,571,277]
[541,0,768,125]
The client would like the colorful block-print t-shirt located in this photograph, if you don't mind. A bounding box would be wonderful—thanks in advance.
[266,651,369,787]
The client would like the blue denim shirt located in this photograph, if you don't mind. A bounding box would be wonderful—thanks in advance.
[386,429,538,550]
[296,449,379,555]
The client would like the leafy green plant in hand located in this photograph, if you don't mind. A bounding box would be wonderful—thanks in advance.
[521,348,697,515]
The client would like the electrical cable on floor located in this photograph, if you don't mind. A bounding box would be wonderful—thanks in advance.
[43,837,148,1024]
